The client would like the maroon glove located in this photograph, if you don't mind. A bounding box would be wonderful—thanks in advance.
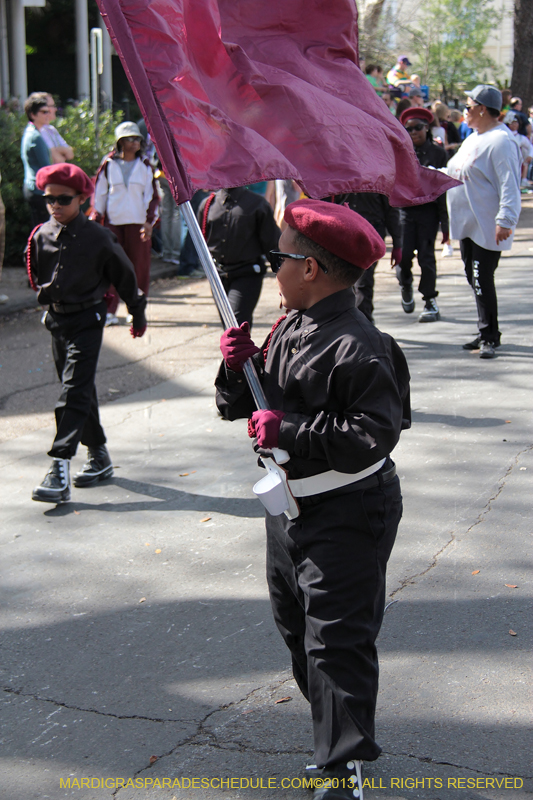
[248,409,285,448]
[220,322,260,372]
[391,247,402,267]
[130,324,147,338]
[441,231,450,245]
[103,292,114,311]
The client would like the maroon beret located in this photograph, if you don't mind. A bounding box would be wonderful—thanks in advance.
[400,107,434,127]
[36,164,94,197]
[284,199,386,270]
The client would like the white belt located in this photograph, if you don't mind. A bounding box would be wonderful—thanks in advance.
[287,458,386,498]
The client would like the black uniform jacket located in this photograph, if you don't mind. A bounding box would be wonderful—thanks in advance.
[403,139,449,230]
[198,187,280,273]
[29,212,145,312]
[347,193,402,247]
[216,288,411,480]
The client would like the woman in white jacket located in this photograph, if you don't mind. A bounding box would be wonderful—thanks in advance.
[91,122,159,324]
[446,86,521,359]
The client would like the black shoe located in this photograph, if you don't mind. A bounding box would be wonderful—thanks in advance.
[308,761,363,800]
[479,341,495,359]
[32,458,71,503]
[463,336,500,351]
[418,298,440,322]
[73,445,114,487]
[401,286,415,313]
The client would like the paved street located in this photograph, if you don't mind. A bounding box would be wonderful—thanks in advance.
[1,211,532,800]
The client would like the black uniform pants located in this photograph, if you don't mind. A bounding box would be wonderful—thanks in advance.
[221,272,263,329]
[460,238,501,345]
[354,262,377,322]
[45,302,107,459]
[396,213,439,300]
[266,475,402,766]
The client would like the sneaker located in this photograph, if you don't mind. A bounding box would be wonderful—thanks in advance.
[418,298,440,322]
[310,761,363,800]
[462,336,500,351]
[188,268,206,279]
[105,313,119,327]
[32,458,71,503]
[400,286,415,313]
[479,341,495,359]
[442,243,454,258]
[73,445,114,487]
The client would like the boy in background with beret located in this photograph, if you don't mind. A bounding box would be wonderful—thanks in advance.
[216,199,411,800]
[28,163,147,504]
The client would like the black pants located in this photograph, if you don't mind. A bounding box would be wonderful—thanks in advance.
[266,475,402,766]
[354,262,377,322]
[396,213,439,300]
[221,272,264,329]
[460,238,501,345]
[45,302,107,459]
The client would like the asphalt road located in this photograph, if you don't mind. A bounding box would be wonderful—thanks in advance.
[0,218,532,800]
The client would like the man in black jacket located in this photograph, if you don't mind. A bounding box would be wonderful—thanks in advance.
[198,187,280,328]
[348,193,402,322]
[397,107,449,322]
[216,200,410,800]
[28,164,147,504]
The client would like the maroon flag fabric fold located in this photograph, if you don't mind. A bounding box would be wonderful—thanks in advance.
[97,0,458,205]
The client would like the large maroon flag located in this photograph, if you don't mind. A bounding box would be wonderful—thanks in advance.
[97,0,457,206]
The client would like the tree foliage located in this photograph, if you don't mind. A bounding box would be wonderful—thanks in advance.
[358,0,397,68]
[0,110,31,265]
[54,101,123,177]
[407,0,503,100]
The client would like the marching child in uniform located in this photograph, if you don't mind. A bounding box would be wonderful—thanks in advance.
[216,200,411,800]
[28,163,147,504]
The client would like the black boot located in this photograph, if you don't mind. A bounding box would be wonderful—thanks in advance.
[73,445,114,487]
[32,458,71,503]
[307,760,363,800]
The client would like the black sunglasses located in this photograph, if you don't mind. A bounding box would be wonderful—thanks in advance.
[405,123,426,133]
[269,250,328,274]
[44,194,80,206]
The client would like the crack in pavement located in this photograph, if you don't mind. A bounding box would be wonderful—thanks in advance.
[381,749,530,779]
[2,686,194,725]
[388,444,532,602]
[113,677,301,797]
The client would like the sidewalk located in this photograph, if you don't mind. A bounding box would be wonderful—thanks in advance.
[1,213,532,800]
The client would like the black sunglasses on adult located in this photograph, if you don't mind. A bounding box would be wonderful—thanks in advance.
[44,194,81,206]
[405,123,427,133]
[269,250,328,274]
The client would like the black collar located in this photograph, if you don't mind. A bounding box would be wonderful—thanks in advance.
[49,212,88,240]
[289,287,355,330]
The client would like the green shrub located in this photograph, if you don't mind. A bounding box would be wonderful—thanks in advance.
[0,109,31,265]
[0,101,123,265]
[54,100,123,178]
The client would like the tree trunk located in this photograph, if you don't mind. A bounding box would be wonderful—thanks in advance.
[511,0,533,110]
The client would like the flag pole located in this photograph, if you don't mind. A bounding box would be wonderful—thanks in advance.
[180,200,290,464]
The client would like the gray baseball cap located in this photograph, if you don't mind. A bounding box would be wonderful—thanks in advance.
[465,84,502,111]
[409,87,423,97]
